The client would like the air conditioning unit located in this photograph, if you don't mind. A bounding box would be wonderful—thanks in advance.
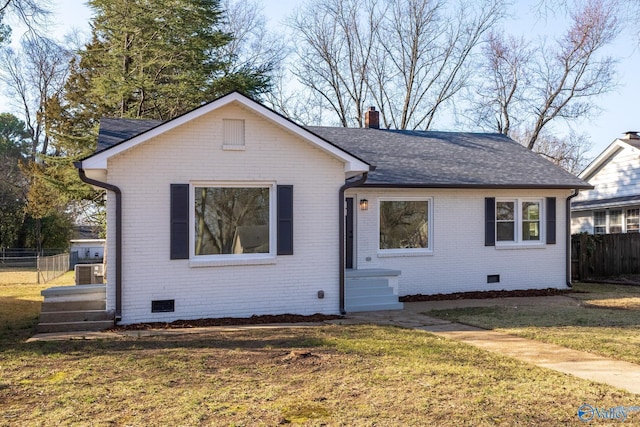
[75,264,104,285]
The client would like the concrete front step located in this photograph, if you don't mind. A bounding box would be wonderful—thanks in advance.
[345,276,403,313]
[346,285,396,298]
[41,300,106,312]
[41,285,106,302]
[38,284,111,333]
[36,320,114,333]
[39,310,113,323]
[345,302,405,313]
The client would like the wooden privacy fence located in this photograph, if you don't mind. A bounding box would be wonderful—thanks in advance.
[572,233,640,280]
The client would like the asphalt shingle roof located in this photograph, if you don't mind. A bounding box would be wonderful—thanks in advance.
[94,118,589,189]
[96,117,163,153]
[307,127,590,188]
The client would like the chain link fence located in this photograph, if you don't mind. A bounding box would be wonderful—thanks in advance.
[0,248,70,284]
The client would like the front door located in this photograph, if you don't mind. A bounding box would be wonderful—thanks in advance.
[345,197,354,269]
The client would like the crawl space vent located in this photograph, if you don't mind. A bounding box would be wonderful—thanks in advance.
[151,299,175,313]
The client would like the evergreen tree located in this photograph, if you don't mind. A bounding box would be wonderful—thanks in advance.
[63,0,271,122]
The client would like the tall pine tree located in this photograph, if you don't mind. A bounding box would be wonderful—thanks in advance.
[36,0,273,237]
[62,0,271,122]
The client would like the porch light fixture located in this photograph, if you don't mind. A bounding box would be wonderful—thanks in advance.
[359,199,369,211]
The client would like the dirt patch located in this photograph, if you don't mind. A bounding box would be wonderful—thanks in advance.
[400,287,574,302]
[111,313,343,331]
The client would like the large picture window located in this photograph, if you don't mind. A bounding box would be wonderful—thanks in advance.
[496,199,542,244]
[379,199,431,253]
[194,185,271,256]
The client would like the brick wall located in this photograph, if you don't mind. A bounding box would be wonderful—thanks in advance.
[105,104,346,324]
[346,188,572,296]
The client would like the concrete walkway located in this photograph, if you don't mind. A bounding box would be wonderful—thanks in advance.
[28,295,640,395]
[345,297,640,395]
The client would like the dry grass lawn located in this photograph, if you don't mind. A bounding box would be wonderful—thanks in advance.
[428,282,640,366]
[1,277,639,425]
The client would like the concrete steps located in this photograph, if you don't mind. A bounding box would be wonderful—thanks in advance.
[345,277,404,312]
[36,285,114,333]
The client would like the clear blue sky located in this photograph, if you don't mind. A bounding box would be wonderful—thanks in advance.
[19,0,640,157]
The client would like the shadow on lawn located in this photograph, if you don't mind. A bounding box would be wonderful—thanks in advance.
[15,328,335,356]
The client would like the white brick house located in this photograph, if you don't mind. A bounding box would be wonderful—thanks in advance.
[75,92,590,325]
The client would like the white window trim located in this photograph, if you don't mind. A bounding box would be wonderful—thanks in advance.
[189,181,276,267]
[593,210,607,234]
[377,197,434,257]
[496,198,545,248]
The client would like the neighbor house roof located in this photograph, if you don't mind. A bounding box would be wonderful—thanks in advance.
[88,94,590,189]
[579,137,640,181]
[572,194,640,211]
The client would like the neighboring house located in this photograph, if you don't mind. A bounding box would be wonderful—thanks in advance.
[572,132,640,234]
[70,239,106,262]
[74,92,589,325]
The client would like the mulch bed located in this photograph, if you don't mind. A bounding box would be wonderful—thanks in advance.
[400,287,573,302]
[111,313,344,331]
[112,288,580,330]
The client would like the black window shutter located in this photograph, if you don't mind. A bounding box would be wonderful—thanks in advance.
[277,185,293,255]
[485,197,496,246]
[546,197,556,244]
[170,184,189,259]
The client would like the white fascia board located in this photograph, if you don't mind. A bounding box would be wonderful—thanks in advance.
[579,139,628,180]
[79,92,371,174]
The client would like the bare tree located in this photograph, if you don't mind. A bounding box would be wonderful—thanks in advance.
[0,33,72,160]
[286,0,506,129]
[471,0,618,155]
[515,128,593,174]
[219,0,287,90]
[524,0,617,150]
[0,0,50,42]
[287,0,379,127]
[371,0,505,130]
[468,31,533,135]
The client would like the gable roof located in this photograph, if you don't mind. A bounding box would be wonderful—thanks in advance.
[579,137,640,181]
[307,127,590,189]
[97,117,163,153]
[83,93,589,190]
[79,92,371,174]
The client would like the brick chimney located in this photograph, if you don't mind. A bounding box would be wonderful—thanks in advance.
[364,106,379,129]
[623,131,640,140]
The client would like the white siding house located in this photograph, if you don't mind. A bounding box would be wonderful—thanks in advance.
[75,92,590,325]
[571,132,640,234]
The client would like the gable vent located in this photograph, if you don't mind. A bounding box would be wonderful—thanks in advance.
[223,119,245,150]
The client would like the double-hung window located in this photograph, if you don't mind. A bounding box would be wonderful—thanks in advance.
[609,210,623,234]
[496,199,542,244]
[379,198,432,255]
[627,208,640,233]
[593,211,606,234]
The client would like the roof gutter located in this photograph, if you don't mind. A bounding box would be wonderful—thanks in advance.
[75,164,122,322]
[566,189,580,288]
[339,172,368,315]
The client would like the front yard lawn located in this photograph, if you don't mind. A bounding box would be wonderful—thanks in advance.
[1,277,638,425]
[427,282,640,366]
